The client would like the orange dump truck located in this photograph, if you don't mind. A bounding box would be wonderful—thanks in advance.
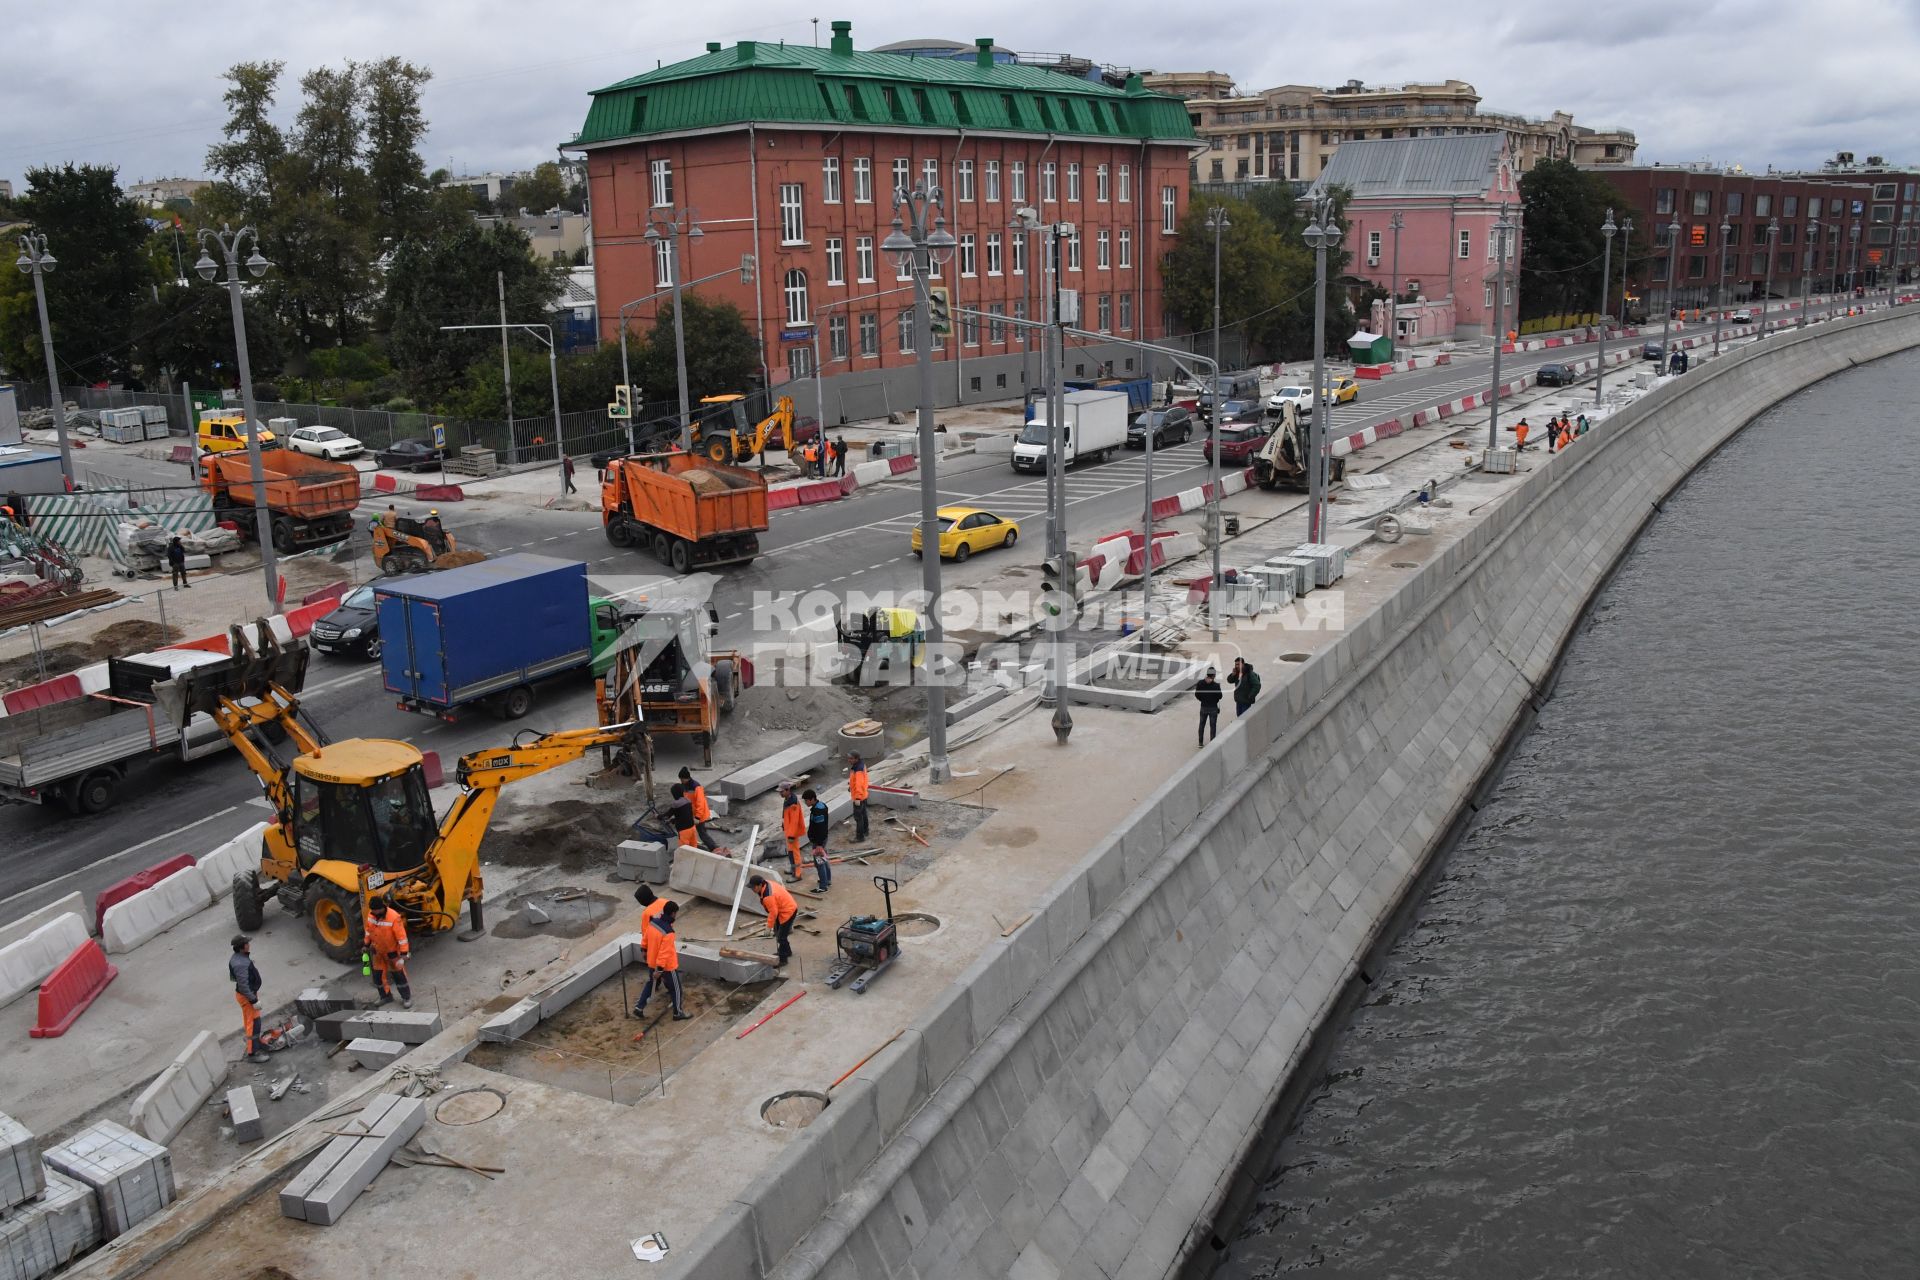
[199,447,361,551]
[601,452,768,573]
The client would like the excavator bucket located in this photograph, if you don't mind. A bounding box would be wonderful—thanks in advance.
[151,620,311,725]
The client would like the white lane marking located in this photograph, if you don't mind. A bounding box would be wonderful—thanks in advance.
[0,804,242,913]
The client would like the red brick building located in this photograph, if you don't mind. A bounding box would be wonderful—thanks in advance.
[1592,165,1880,312]
[567,23,1197,422]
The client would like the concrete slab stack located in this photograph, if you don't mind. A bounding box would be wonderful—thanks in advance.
[41,1121,175,1240]
[613,839,671,883]
[330,1010,442,1045]
[1264,556,1316,596]
[1291,542,1347,586]
[296,988,358,1019]
[0,1170,101,1279]
[714,742,831,800]
[0,1114,43,1210]
[278,1094,426,1226]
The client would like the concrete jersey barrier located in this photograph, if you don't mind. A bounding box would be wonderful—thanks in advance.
[673,309,1920,1279]
[196,822,269,900]
[129,1030,227,1146]
[0,892,85,956]
[100,867,213,955]
[0,914,89,1010]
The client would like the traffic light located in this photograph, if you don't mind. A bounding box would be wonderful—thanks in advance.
[608,385,633,420]
[927,285,952,336]
[1040,554,1081,615]
[740,254,756,283]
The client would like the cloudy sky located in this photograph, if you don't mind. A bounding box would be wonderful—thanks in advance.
[3,0,1913,190]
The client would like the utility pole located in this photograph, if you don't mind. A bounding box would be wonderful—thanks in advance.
[1302,197,1338,539]
[15,234,74,488]
[1660,218,1681,368]
[498,271,515,443]
[194,225,278,610]
[1387,211,1404,359]
[1042,219,1075,744]
[1760,218,1779,337]
[645,212,703,451]
[1486,203,1516,455]
[1205,206,1229,640]
[1713,219,1731,356]
[1596,208,1616,407]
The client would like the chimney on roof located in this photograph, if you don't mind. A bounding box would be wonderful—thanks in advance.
[736,40,755,62]
[830,20,853,55]
[706,42,721,53]
[975,38,994,69]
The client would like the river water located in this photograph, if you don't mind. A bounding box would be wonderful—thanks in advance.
[1215,352,1920,1279]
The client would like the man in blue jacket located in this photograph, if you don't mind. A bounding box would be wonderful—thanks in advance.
[803,787,832,892]
[229,935,268,1063]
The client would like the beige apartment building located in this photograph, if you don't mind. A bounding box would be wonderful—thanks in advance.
[1143,72,1635,187]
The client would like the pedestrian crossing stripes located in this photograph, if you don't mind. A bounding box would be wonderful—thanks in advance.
[875,444,1213,531]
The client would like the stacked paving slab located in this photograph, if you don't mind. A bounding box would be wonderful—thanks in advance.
[42,1121,176,1240]
[280,1094,426,1225]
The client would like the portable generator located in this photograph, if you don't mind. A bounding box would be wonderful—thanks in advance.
[825,876,901,995]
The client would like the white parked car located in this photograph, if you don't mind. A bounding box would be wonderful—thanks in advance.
[1265,385,1314,419]
[1729,308,1755,324]
[286,425,365,460]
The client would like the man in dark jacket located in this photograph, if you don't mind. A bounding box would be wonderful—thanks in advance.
[834,436,849,477]
[230,935,268,1063]
[1228,658,1261,717]
[803,787,832,892]
[1194,669,1223,745]
[167,536,190,590]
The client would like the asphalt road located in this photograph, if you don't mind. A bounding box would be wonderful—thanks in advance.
[0,334,1622,915]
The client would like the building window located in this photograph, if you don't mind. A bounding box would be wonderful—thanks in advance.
[853,158,872,203]
[1210,159,1224,182]
[1118,164,1131,203]
[1043,162,1058,202]
[1783,194,1799,217]
[1012,232,1027,275]
[1118,229,1131,268]
[1096,164,1110,202]
[826,237,845,285]
[1067,162,1082,201]
[653,237,673,287]
[988,302,1006,343]
[1691,190,1711,216]
[783,269,809,325]
[892,158,910,199]
[987,232,1003,275]
[856,236,875,283]
[1011,161,1027,203]
[1725,191,1744,216]
[1874,204,1896,224]
[1655,188,1676,215]
[959,233,977,277]
[1754,193,1772,217]
[1688,254,1706,278]
[1459,229,1471,259]
[829,313,849,360]
[1096,229,1110,269]
[822,158,842,204]
[898,306,915,353]
[1782,223,1797,245]
[650,159,672,207]
[1875,182,1898,200]
[1368,230,1381,262]
[1503,282,1512,306]
[957,159,975,202]
[1778,251,1794,273]
[1484,282,1493,308]
[789,346,815,379]
[1067,230,1082,271]
[961,312,979,346]
[1751,253,1767,274]
[1013,298,1027,327]
[858,312,879,357]
[1725,224,1741,246]
[1119,292,1133,331]
[985,160,1001,202]
[923,158,939,193]
[895,245,912,282]
[1096,293,1111,332]
[1808,197,1823,218]
[1162,186,1176,233]
[779,184,805,244]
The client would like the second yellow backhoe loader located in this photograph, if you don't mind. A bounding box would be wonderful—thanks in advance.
[156,623,646,962]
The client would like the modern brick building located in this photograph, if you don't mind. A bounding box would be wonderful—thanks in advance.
[567,23,1197,423]
[1592,165,1882,313]
[1789,152,1920,287]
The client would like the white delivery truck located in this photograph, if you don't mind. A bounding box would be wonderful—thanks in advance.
[1011,389,1130,473]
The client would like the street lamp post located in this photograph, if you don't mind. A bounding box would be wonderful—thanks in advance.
[1485,202,1516,454]
[1803,218,1819,327]
[643,211,703,451]
[1012,207,1039,420]
[1205,206,1230,640]
[1660,218,1681,370]
[1848,223,1862,308]
[881,184,959,777]
[1387,211,1404,359]
[1619,217,1633,326]
[1713,219,1731,356]
[14,235,74,488]
[1760,218,1779,337]
[442,323,565,496]
[1595,208,1617,407]
[617,256,757,457]
[1302,197,1338,543]
[194,225,279,610]
[1043,219,1075,743]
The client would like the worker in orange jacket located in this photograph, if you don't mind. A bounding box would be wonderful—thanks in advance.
[749,874,799,966]
[632,899,688,1019]
[678,767,717,850]
[847,752,871,842]
[634,883,666,935]
[1514,419,1530,451]
[780,782,806,881]
[229,935,268,1063]
[364,895,412,1009]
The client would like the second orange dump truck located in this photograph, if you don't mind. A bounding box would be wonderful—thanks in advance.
[601,453,768,573]
[199,448,361,551]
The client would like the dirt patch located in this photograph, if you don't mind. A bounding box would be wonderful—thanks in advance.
[488,886,619,940]
[0,617,180,691]
[738,679,872,735]
[483,798,641,871]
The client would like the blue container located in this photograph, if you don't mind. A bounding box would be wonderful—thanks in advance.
[377,554,590,712]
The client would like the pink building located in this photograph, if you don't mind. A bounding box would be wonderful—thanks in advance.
[1308,134,1522,343]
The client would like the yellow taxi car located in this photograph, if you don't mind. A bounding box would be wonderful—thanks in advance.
[1325,374,1360,405]
[911,506,1020,561]
[196,413,278,453]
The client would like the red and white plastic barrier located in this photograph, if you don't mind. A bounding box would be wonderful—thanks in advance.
[767,452,919,511]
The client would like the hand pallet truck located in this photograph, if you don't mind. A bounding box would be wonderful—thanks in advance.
[824,876,901,994]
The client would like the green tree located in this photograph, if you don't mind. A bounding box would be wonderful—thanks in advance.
[513,162,566,215]
[1519,158,1637,322]
[273,64,374,347]
[637,294,761,406]
[0,165,152,384]
[381,220,563,404]
[1161,196,1291,361]
[362,57,433,245]
[203,61,287,228]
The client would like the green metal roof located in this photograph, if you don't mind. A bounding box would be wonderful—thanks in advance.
[572,40,1196,148]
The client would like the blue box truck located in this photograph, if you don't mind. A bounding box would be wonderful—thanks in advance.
[377,554,618,721]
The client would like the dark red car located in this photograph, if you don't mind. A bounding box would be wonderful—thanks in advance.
[1202,422,1271,464]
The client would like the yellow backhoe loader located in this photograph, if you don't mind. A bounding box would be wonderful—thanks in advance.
[690,394,801,465]
[155,623,645,962]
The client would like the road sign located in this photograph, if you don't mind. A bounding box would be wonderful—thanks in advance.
[432,422,446,449]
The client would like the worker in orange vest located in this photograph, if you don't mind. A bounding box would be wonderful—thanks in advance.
[633,883,666,935]
[780,782,806,882]
[677,767,717,850]
[364,895,412,1009]
[1514,419,1530,451]
[749,874,799,966]
[847,752,871,842]
[632,900,688,1019]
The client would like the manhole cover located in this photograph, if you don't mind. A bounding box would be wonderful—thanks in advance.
[893,912,941,937]
[762,1091,830,1129]
[1280,652,1311,663]
[435,1089,507,1126]
[1391,561,1418,569]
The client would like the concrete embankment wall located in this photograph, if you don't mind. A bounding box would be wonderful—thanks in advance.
[674,310,1920,1280]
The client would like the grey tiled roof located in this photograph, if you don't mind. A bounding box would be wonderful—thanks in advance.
[1308,134,1505,199]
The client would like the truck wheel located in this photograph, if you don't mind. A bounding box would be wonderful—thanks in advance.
[653,533,673,565]
[715,660,736,714]
[671,541,692,574]
[72,770,116,815]
[232,872,266,932]
[605,519,635,548]
[271,519,296,553]
[705,437,730,464]
[498,686,534,719]
[306,880,362,963]
[381,553,405,574]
